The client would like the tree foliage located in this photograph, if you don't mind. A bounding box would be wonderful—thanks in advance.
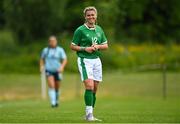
[0,0,180,44]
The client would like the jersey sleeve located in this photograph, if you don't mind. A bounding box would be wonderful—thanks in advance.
[40,48,47,59]
[100,28,108,44]
[72,28,81,45]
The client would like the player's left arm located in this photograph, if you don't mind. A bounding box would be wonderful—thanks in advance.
[58,49,68,73]
[92,43,108,50]
[58,58,67,73]
[93,27,108,50]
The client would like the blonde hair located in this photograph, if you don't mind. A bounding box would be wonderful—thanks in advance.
[49,35,57,41]
[83,6,97,16]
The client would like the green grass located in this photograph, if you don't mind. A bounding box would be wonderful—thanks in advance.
[0,98,180,123]
[0,72,180,123]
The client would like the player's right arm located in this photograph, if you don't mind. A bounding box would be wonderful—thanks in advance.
[70,44,95,53]
[39,59,44,73]
[39,48,46,72]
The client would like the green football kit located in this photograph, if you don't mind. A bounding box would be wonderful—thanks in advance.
[72,24,108,81]
[72,24,107,59]
[72,24,108,120]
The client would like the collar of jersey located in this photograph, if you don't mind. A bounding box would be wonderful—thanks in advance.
[48,46,57,49]
[84,24,96,30]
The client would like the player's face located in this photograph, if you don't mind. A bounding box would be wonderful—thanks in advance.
[85,10,97,25]
[49,37,57,48]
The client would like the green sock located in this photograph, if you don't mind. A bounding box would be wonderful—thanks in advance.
[93,92,96,108]
[84,89,93,106]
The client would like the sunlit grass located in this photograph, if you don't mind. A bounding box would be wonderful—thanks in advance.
[0,72,180,122]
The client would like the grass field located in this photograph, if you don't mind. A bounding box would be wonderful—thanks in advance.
[0,71,180,123]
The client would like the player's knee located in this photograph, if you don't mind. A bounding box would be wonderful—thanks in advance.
[84,79,94,90]
[48,79,55,88]
[85,84,94,90]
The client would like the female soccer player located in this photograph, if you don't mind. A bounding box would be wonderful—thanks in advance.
[40,36,67,108]
[70,6,108,121]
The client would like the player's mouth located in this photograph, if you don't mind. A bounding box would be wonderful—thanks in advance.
[88,18,95,23]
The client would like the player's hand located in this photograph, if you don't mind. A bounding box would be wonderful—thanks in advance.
[40,66,44,73]
[58,67,64,73]
[92,44,100,50]
[85,47,96,53]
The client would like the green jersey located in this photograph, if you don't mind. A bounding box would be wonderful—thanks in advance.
[72,24,107,59]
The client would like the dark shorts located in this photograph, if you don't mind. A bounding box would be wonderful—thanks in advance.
[45,70,62,81]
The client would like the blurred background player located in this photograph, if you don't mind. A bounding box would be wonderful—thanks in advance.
[70,6,108,121]
[40,36,67,108]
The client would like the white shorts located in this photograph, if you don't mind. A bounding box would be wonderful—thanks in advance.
[77,57,102,82]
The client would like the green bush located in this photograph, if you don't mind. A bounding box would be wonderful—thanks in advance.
[0,37,179,73]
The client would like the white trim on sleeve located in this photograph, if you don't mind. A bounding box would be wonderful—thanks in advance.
[101,41,108,44]
[71,42,78,46]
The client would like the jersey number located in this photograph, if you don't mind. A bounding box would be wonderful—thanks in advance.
[92,37,98,45]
